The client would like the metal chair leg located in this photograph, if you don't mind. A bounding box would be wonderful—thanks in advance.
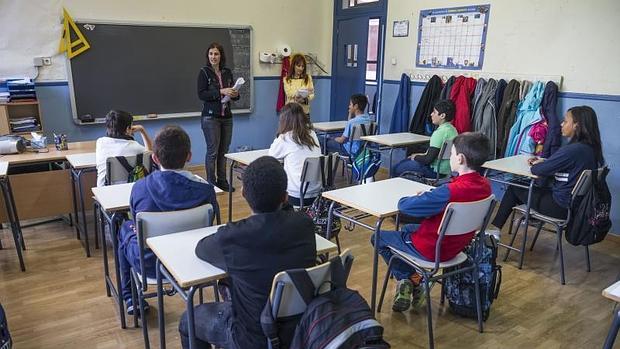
[529,221,544,251]
[472,265,484,333]
[424,279,435,349]
[129,272,139,328]
[504,216,523,262]
[585,245,591,272]
[377,258,395,313]
[507,210,516,235]
[557,227,566,285]
[139,289,150,349]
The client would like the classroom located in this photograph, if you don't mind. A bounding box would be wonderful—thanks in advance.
[0,0,619,348]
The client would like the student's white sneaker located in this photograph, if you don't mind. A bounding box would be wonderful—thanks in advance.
[485,229,501,242]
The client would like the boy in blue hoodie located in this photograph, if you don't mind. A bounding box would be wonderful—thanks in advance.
[118,125,219,314]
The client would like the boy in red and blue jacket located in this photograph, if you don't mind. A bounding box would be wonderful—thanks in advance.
[372,132,492,312]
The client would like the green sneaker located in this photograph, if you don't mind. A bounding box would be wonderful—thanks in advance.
[392,279,414,312]
[411,284,426,309]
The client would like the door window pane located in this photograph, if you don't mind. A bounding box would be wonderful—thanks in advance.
[343,0,379,10]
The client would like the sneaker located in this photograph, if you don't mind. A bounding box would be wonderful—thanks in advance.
[392,279,414,312]
[216,179,235,193]
[126,299,150,316]
[411,284,426,309]
[485,229,501,242]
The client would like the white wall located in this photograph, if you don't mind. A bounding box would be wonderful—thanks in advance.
[0,0,333,80]
[384,0,620,94]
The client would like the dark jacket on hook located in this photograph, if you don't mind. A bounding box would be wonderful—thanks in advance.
[439,76,456,100]
[496,79,521,155]
[410,75,443,135]
[389,73,411,133]
[472,79,499,159]
[494,79,507,112]
[541,81,561,158]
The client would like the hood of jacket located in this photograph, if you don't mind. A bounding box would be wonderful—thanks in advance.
[143,170,214,211]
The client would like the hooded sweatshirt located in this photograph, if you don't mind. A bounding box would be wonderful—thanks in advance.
[541,81,561,158]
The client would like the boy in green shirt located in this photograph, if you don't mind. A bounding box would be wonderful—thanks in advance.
[393,99,458,178]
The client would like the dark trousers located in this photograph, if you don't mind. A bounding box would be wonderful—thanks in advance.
[202,117,233,184]
[118,221,156,302]
[179,302,235,349]
[492,186,567,229]
[325,137,347,156]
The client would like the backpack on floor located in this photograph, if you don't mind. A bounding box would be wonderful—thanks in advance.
[116,153,149,183]
[0,303,12,349]
[444,234,502,321]
[303,155,342,240]
[352,148,381,183]
[565,167,612,246]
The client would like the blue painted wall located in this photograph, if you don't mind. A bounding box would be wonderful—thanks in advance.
[379,80,620,232]
[34,77,331,166]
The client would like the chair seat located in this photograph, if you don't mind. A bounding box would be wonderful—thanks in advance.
[512,204,567,225]
[388,246,468,269]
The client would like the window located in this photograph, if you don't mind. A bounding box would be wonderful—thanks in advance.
[342,0,379,10]
[366,18,379,81]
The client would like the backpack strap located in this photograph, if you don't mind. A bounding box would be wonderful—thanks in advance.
[260,298,282,349]
[329,256,347,290]
[319,156,326,189]
[115,156,135,174]
[287,269,317,305]
[325,153,334,189]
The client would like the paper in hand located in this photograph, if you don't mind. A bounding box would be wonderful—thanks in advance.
[222,77,245,104]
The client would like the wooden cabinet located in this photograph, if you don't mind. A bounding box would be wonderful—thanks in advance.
[0,101,43,135]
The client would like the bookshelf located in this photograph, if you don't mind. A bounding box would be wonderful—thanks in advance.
[0,101,43,135]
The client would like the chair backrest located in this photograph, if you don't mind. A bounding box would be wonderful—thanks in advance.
[269,249,353,319]
[134,203,213,286]
[299,153,339,202]
[571,167,607,198]
[433,195,496,268]
[438,138,454,161]
[105,152,153,185]
[348,121,378,141]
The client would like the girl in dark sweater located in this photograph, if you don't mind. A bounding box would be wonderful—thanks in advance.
[492,105,605,229]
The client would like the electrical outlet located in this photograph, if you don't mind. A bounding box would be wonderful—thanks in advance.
[42,57,52,66]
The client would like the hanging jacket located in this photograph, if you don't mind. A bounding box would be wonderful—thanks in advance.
[389,73,411,133]
[541,81,561,158]
[493,79,507,112]
[410,75,443,135]
[440,76,456,100]
[472,79,498,159]
[449,76,477,133]
[496,79,521,155]
[505,81,545,156]
[276,56,290,112]
[519,80,533,101]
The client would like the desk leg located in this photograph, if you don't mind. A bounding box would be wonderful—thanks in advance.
[111,213,127,329]
[371,217,386,313]
[70,169,80,241]
[322,131,327,155]
[388,147,394,178]
[187,286,198,349]
[95,202,111,297]
[156,260,166,349]
[518,180,535,270]
[1,178,25,271]
[227,160,234,222]
[76,169,91,257]
[603,308,620,349]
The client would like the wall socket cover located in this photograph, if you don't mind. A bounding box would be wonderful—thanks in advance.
[42,57,52,65]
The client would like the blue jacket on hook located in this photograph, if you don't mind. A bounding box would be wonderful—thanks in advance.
[389,73,411,133]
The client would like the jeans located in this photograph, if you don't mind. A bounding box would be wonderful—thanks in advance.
[371,225,431,280]
[118,221,156,302]
[179,302,235,349]
[202,117,233,184]
[392,158,438,178]
[492,185,567,229]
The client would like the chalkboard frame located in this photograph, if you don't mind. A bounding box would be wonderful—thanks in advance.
[66,20,253,125]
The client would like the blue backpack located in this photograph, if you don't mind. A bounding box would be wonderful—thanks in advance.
[444,235,502,321]
[351,148,381,183]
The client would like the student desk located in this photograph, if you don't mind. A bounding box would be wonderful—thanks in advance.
[0,161,25,271]
[322,177,433,312]
[148,224,338,349]
[66,152,97,257]
[313,120,348,154]
[603,281,620,349]
[91,182,225,329]
[224,149,269,221]
[482,154,538,269]
[360,132,431,177]
[0,141,96,222]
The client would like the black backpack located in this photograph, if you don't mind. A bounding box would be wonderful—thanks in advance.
[261,256,390,349]
[0,303,12,349]
[444,235,502,321]
[303,155,341,240]
[565,167,612,246]
[115,153,149,183]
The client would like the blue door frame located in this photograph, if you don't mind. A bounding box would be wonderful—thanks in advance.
[330,0,388,124]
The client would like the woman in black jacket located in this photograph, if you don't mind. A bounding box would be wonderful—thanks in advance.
[198,42,239,191]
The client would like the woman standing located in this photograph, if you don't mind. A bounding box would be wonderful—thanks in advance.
[283,53,314,117]
[198,42,239,191]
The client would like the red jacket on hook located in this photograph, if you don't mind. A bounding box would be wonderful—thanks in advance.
[449,76,477,133]
[276,56,290,112]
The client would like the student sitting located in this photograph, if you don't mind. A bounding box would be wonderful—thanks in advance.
[95,109,153,187]
[269,102,322,207]
[180,156,317,349]
[392,99,458,178]
[490,105,604,232]
[372,132,492,312]
[325,93,371,157]
[117,126,218,315]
